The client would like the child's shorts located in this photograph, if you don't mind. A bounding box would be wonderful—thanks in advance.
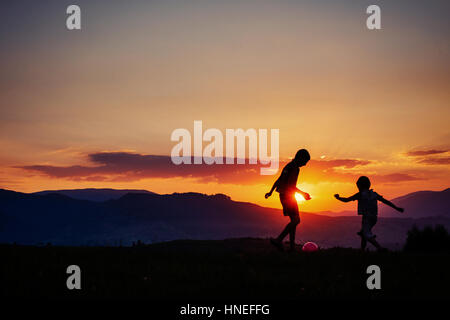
[279,193,299,219]
[361,215,377,240]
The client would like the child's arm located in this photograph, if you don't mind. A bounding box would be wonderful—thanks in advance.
[265,177,280,198]
[377,195,404,212]
[334,193,358,203]
[295,187,311,200]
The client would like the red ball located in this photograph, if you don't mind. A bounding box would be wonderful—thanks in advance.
[302,241,319,252]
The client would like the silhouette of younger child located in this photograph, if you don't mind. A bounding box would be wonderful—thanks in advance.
[334,176,404,251]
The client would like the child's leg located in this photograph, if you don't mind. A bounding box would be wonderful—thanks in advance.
[361,215,381,250]
[366,216,385,250]
[277,222,291,242]
[368,237,382,250]
[361,237,367,250]
[358,228,366,250]
[360,217,368,250]
[276,195,299,244]
[276,215,299,243]
[288,215,300,250]
[276,222,290,242]
[277,218,292,242]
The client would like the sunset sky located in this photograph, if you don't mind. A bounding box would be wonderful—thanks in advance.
[1,0,449,213]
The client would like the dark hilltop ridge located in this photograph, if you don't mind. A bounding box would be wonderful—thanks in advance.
[0,188,449,248]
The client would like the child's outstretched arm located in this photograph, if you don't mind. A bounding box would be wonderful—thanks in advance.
[377,195,404,212]
[265,177,280,198]
[334,193,358,203]
[295,187,311,200]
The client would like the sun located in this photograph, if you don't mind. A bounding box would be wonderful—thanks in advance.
[295,193,305,202]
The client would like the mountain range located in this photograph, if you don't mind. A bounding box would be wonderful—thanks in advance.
[34,188,155,202]
[0,188,448,249]
[32,187,450,219]
[379,188,450,218]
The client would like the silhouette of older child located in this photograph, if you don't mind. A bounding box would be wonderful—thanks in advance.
[334,176,404,251]
[265,149,311,252]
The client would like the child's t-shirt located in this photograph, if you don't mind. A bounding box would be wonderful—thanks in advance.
[348,189,381,216]
[276,161,299,195]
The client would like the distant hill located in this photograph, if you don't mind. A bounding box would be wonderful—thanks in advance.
[379,188,450,218]
[33,188,155,202]
[0,188,448,249]
[31,187,450,218]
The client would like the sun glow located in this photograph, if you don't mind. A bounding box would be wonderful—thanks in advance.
[295,193,306,202]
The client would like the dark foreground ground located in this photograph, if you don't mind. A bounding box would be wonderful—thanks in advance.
[1,238,449,300]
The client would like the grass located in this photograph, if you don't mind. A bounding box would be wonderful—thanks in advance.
[1,238,449,300]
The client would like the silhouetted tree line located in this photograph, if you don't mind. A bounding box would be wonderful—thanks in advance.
[404,224,450,253]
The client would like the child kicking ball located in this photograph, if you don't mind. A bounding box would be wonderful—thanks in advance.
[334,176,404,251]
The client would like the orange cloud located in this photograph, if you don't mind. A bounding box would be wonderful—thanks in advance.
[16,152,272,184]
[406,149,448,156]
[15,151,425,186]
[418,157,450,165]
[405,148,450,165]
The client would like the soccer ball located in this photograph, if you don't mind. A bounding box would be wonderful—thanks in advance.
[302,241,319,252]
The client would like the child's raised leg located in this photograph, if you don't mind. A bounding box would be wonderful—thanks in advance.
[368,237,385,251]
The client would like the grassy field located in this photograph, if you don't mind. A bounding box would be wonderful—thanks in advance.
[1,238,449,300]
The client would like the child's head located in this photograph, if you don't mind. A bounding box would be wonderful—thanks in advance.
[294,149,310,167]
[356,176,371,191]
